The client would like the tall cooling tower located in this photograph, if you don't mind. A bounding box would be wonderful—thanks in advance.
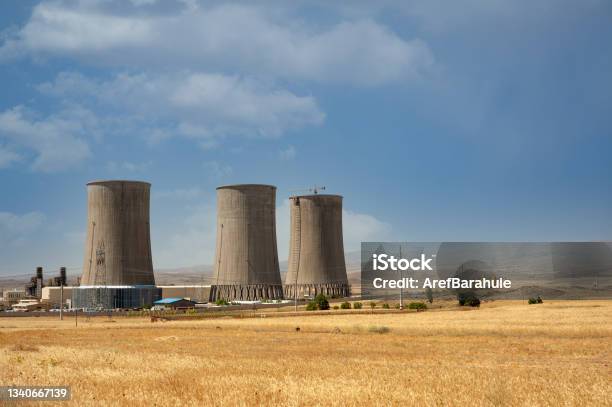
[80,180,155,286]
[210,184,283,301]
[284,194,350,298]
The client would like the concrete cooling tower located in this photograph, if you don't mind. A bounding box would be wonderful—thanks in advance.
[80,180,155,286]
[210,184,283,301]
[284,194,350,298]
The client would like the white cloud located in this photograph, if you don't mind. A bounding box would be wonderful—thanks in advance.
[0,145,21,168]
[0,106,91,172]
[0,211,46,246]
[0,2,153,58]
[1,2,434,85]
[1,69,323,171]
[342,209,393,250]
[40,71,325,141]
[279,145,296,160]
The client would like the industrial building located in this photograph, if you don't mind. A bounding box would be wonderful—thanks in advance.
[46,267,67,288]
[25,267,44,298]
[1,289,26,306]
[39,285,209,309]
[41,286,73,308]
[13,181,357,310]
[152,298,197,310]
[74,180,159,309]
[72,286,161,310]
[210,184,284,301]
[284,194,350,298]
[12,298,45,312]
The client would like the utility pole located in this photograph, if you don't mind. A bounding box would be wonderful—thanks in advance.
[60,284,64,321]
[75,308,78,327]
[399,244,404,310]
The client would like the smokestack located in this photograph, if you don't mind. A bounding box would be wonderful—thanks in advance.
[60,267,67,286]
[80,180,155,286]
[284,195,350,298]
[210,184,283,301]
[36,266,43,298]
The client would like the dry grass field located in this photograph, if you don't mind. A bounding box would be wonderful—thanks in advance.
[1,300,611,406]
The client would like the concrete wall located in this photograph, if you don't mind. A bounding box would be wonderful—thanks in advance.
[284,195,350,298]
[80,180,155,286]
[159,286,211,302]
[211,184,283,301]
[41,286,73,307]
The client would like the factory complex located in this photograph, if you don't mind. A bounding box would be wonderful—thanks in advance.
[1,180,350,311]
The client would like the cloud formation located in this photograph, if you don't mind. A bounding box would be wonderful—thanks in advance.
[0,145,21,168]
[41,71,325,140]
[0,1,434,85]
[0,106,91,172]
[0,1,435,172]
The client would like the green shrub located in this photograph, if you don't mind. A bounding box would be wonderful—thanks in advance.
[382,303,390,309]
[408,302,427,310]
[369,302,376,309]
[528,296,544,304]
[353,302,363,309]
[340,301,351,309]
[333,305,339,310]
[466,297,481,307]
[458,292,480,307]
[215,298,229,306]
[314,294,330,310]
[306,301,318,311]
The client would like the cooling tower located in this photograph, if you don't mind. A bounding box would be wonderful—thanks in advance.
[284,194,350,298]
[210,184,283,301]
[80,180,155,286]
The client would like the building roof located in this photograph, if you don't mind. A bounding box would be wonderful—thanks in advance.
[154,297,194,304]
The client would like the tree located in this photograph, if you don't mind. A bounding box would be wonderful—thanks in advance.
[314,293,330,310]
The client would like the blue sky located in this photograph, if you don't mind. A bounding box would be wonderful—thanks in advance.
[0,0,611,276]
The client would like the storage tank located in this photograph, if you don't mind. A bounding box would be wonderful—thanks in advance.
[80,180,155,286]
[210,184,283,301]
[284,194,350,298]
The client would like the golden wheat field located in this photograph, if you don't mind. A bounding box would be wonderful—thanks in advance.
[1,300,611,406]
